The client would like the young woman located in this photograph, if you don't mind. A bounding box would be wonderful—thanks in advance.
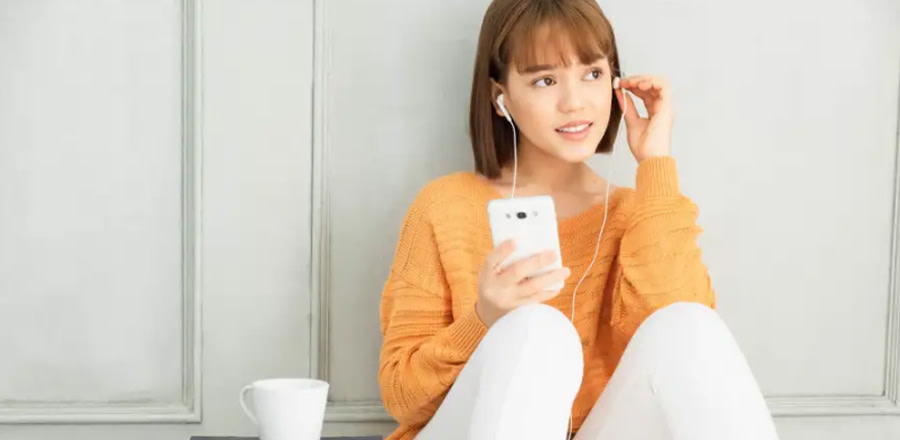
[378,0,779,439]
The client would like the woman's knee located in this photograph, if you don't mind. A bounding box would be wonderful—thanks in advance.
[632,302,732,359]
[496,303,579,344]
[644,301,720,329]
[486,303,583,375]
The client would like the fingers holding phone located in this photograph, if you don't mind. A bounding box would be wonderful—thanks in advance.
[475,239,570,327]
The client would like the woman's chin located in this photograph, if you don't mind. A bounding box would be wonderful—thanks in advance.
[553,143,598,163]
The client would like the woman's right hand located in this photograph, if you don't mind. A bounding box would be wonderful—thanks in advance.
[475,239,571,327]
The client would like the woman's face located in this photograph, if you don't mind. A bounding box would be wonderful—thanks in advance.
[494,44,614,164]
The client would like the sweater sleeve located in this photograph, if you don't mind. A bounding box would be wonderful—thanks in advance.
[611,157,717,338]
[378,195,489,427]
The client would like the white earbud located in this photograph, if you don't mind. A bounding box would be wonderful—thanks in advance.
[496,94,512,123]
[612,76,621,90]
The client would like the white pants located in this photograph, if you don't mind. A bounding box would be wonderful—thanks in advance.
[416,302,780,440]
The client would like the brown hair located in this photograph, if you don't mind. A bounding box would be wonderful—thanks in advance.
[469,0,623,178]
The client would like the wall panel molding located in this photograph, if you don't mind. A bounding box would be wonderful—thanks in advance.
[761,74,899,417]
[0,0,203,424]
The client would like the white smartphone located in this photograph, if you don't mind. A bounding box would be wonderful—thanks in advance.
[487,195,564,291]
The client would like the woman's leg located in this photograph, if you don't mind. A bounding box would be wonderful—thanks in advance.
[416,303,584,440]
[575,302,779,440]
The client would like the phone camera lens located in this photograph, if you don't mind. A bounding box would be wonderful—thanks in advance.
[516,212,527,219]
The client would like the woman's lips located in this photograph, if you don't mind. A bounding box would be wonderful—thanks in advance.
[555,121,593,141]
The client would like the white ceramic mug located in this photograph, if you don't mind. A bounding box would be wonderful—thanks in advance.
[239,378,329,440]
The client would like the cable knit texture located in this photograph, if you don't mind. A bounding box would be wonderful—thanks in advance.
[378,157,716,439]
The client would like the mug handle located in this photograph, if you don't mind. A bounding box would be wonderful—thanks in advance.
[239,385,257,425]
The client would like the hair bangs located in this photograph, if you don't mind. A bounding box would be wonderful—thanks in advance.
[502,1,615,76]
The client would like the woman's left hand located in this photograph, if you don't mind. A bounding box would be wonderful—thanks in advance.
[615,75,673,162]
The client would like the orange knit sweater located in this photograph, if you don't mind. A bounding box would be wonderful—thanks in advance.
[378,157,716,440]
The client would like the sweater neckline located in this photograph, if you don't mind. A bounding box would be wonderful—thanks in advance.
[464,171,625,238]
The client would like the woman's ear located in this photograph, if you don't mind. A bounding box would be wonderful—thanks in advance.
[490,80,506,118]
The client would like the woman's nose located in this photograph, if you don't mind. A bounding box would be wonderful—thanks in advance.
[558,82,586,113]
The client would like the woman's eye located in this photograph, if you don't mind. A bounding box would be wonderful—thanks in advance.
[585,69,602,80]
[534,77,555,87]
